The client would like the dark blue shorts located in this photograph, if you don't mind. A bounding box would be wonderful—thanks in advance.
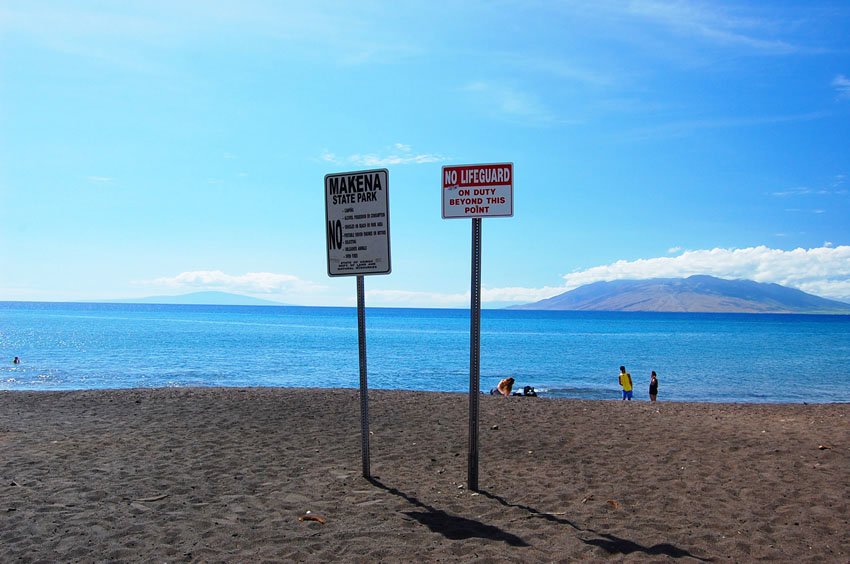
[622,390,633,400]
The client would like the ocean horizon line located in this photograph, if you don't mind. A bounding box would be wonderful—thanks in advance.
[4,299,850,317]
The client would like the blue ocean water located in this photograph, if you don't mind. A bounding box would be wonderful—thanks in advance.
[1,301,849,403]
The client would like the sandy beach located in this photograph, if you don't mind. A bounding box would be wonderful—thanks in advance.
[1,388,847,562]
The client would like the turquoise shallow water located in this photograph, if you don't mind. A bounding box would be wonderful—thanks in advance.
[2,301,849,403]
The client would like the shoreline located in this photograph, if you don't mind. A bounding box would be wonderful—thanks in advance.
[3,384,849,406]
[2,387,848,561]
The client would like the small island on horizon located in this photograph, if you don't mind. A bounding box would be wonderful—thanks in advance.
[79,275,850,314]
[95,291,288,307]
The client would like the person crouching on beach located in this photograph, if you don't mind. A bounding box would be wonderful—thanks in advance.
[649,371,658,401]
[490,377,515,397]
[618,366,633,401]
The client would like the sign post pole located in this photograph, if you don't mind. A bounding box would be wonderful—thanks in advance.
[324,168,391,481]
[441,162,513,493]
[468,217,482,491]
[356,274,370,478]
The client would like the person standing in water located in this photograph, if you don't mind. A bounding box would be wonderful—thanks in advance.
[649,371,658,402]
[618,366,633,401]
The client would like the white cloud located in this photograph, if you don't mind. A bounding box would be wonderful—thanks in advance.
[321,143,446,167]
[667,246,682,254]
[797,279,850,301]
[771,187,811,197]
[366,289,468,307]
[348,153,444,166]
[155,247,850,308]
[482,286,566,303]
[367,245,850,307]
[0,2,420,70]
[461,81,562,126]
[499,53,615,87]
[784,208,827,214]
[366,285,564,308]
[87,176,114,183]
[771,178,848,198]
[833,74,850,99]
[149,270,324,295]
[555,245,850,300]
[622,111,829,141]
[624,0,801,54]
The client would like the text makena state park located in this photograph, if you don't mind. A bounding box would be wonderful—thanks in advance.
[327,172,384,205]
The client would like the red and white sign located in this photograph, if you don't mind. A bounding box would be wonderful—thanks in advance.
[442,163,513,219]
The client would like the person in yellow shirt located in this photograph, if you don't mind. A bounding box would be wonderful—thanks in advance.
[618,366,633,401]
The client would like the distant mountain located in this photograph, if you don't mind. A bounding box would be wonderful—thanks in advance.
[510,275,850,314]
[101,291,287,306]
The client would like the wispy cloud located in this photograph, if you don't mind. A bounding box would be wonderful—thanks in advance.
[770,177,848,198]
[0,2,423,70]
[624,0,805,55]
[622,111,830,141]
[366,285,564,308]
[771,187,815,197]
[784,208,826,214]
[148,270,324,295]
[366,289,468,308]
[321,144,446,166]
[348,154,444,167]
[833,74,850,99]
[461,81,565,126]
[498,52,616,87]
[86,176,114,183]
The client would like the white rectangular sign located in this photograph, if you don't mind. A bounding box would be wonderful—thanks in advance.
[442,163,513,219]
[325,169,391,277]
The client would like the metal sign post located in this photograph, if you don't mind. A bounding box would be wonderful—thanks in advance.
[441,163,513,492]
[356,275,370,477]
[468,217,482,491]
[325,168,391,479]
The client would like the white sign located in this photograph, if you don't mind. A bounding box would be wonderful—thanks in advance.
[325,169,391,277]
[442,163,513,219]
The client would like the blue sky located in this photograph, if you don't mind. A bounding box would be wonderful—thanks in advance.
[1,0,849,307]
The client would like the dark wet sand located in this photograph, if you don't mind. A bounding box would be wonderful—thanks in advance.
[1,388,848,562]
